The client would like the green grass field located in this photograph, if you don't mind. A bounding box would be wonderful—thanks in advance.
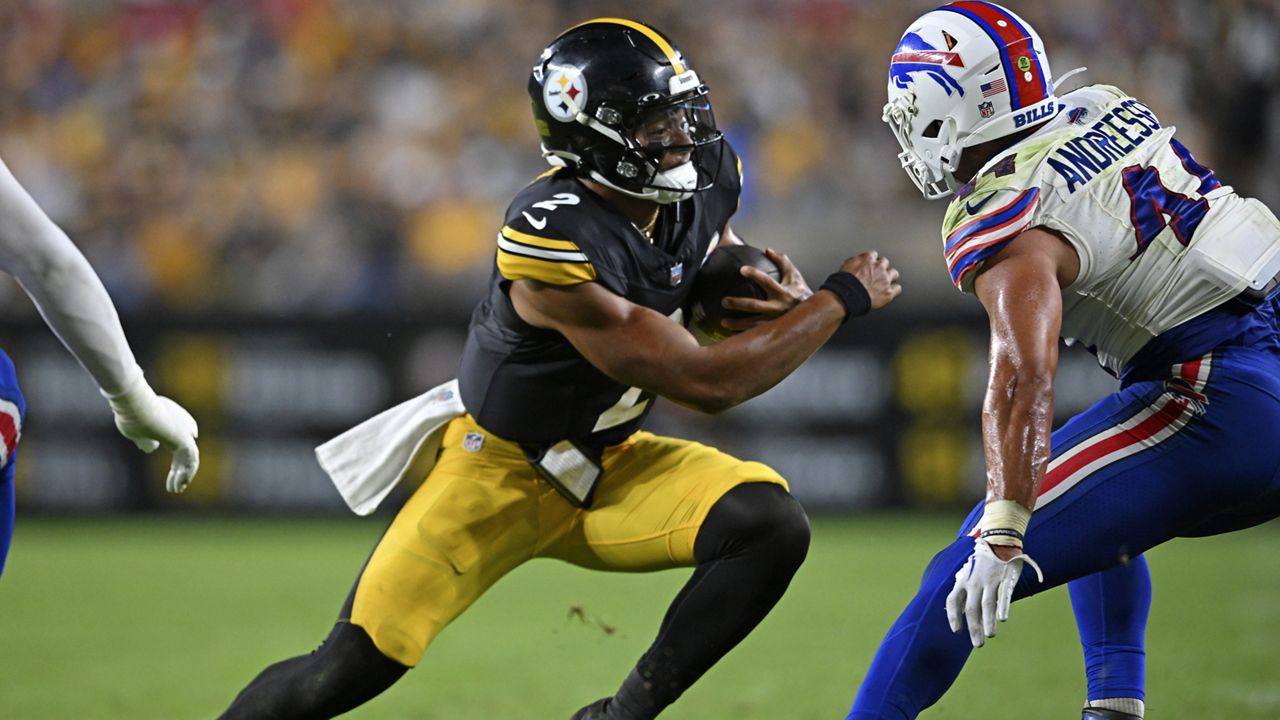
[1,515,1277,719]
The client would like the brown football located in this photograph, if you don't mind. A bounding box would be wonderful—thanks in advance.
[689,244,781,341]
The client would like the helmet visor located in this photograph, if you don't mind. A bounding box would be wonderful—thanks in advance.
[631,95,720,164]
[626,92,724,195]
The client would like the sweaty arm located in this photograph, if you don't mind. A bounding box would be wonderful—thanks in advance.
[971,227,1079,552]
[943,227,1077,646]
[510,278,848,414]
[0,157,140,394]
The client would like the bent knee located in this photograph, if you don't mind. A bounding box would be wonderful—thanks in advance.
[697,482,811,564]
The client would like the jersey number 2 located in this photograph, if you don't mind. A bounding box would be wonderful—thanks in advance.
[1121,139,1220,258]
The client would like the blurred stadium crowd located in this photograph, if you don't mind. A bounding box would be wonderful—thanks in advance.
[0,0,1275,319]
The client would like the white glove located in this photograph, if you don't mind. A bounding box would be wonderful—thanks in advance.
[105,375,200,493]
[945,538,1043,648]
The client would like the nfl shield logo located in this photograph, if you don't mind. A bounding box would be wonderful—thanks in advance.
[978,101,994,119]
[462,432,485,452]
[669,263,684,287]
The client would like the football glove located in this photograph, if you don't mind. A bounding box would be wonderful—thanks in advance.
[945,537,1043,648]
[106,375,200,493]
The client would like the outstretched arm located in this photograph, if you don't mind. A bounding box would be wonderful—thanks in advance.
[945,226,1079,647]
[510,252,900,413]
[0,159,141,395]
[0,157,199,492]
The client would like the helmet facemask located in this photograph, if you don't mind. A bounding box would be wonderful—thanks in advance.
[607,89,723,204]
[883,89,964,200]
[557,79,723,205]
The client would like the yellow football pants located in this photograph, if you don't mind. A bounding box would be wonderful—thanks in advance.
[348,414,788,666]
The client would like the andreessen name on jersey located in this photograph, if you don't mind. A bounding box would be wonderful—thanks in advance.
[1048,98,1164,193]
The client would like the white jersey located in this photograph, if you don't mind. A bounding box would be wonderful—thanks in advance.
[941,84,1280,375]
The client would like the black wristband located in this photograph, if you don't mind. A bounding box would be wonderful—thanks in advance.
[818,271,872,322]
[980,528,1025,543]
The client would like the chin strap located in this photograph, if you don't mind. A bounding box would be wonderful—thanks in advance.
[587,163,696,205]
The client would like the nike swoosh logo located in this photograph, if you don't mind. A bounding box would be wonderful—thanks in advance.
[522,211,547,230]
[965,195,995,215]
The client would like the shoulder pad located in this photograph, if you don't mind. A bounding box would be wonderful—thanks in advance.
[717,142,743,194]
[497,196,597,285]
[942,184,1042,292]
[1062,83,1128,105]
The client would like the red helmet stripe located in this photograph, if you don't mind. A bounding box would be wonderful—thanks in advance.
[890,50,966,68]
[942,1,1048,107]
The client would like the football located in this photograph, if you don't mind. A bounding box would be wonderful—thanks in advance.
[688,244,781,343]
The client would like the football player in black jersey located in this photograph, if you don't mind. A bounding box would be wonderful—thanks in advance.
[220,19,900,720]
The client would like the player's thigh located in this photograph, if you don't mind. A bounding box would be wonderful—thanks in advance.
[542,432,788,571]
[1174,346,1280,535]
[349,417,542,667]
[1012,356,1280,596]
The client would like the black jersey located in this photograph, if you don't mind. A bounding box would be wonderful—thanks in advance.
[458,144,742,447]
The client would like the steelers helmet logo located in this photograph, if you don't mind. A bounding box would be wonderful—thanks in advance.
[543,66,588,122]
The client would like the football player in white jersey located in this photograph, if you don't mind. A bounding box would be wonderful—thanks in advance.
[850,3,1280,719]
[0,155,200,577]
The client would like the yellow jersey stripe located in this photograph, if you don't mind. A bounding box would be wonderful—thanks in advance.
[501,225,581,252]
[525,167,560,186]
[735,155,744,210]
[497,248,597,285]
[573,18,685,74]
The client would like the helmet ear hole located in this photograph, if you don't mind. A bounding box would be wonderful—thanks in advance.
[922,120,943,139]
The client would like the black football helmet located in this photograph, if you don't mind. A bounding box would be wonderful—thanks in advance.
[529,18,724,204]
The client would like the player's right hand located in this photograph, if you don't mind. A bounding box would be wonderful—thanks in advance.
[945,538,1043,648]
[106,375,200,493]
[838,251,901,310]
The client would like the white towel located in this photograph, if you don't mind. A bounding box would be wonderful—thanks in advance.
[315,379,466,515]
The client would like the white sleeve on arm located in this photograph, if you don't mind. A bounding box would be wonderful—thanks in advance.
[0,157,142,396]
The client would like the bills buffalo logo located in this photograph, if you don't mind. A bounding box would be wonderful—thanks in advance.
[978,101,994,118]
[989,155,1017,178]
[890,32,965,97]
[543,66,588,122]
[1165,377,1209,416]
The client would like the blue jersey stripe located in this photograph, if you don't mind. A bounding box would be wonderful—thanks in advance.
[948,237,1015,286]
[944,187,1040,254]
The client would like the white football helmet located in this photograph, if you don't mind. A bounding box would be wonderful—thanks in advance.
[883,1,1079,199]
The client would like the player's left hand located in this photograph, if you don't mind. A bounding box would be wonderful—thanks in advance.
[945,538,1043,648]
[721,249,812,330]
[106,376,200,493]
